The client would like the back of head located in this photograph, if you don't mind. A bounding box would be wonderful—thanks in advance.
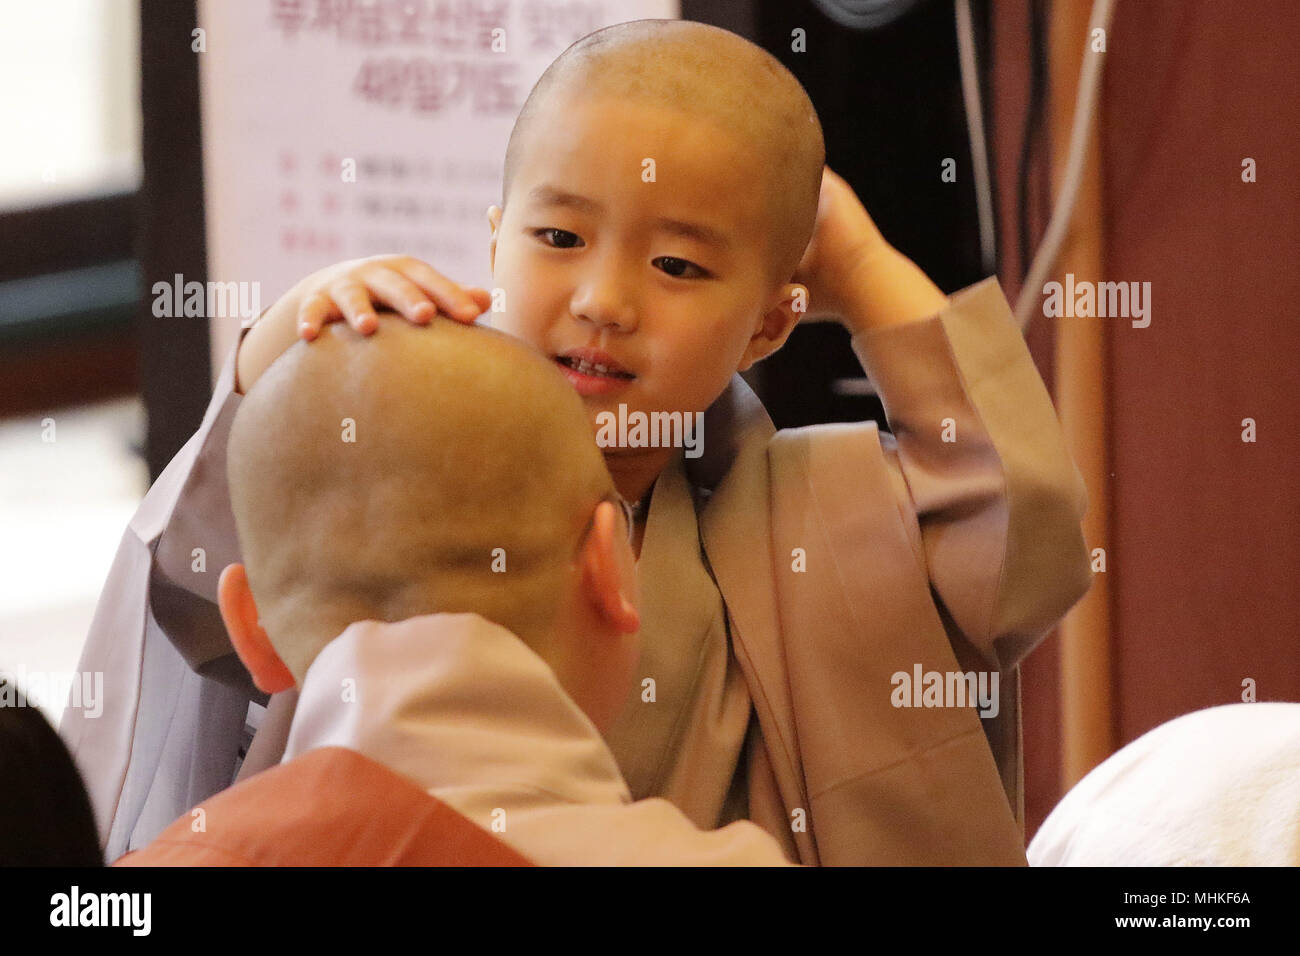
[227,317,612,681]
[503,18,826,286]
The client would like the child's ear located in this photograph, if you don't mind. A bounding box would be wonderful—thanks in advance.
[487,205,503,274]
[217,564,295,694]
[738,282,806,372]
[577,502,640,636]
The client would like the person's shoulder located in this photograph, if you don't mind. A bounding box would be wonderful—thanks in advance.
[766,417,887,467]
[769,418,884,441]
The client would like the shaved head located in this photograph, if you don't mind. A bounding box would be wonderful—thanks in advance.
[227,317,613,681]
[502,18,825,285]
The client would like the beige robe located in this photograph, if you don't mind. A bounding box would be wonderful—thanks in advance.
[603,446,752,830]
[274,612,794,866]
[61,276,1092,864]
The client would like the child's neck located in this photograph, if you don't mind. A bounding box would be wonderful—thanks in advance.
[605,446,675,515]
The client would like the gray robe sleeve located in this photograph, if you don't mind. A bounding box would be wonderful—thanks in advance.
[60,327,261,860]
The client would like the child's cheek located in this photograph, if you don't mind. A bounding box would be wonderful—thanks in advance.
[485,308,533,346]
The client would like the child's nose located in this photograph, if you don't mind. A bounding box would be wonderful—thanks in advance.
[570,264,638,333]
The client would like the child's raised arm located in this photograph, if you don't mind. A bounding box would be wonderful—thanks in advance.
[792,167,1091,669]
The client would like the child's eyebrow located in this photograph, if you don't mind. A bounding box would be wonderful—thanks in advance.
[654,216,731,250]
[528,183,732,250]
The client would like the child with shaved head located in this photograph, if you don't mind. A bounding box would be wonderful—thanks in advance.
[197,316,788,865]
[224,317,630,706]
[70,19,1091,866]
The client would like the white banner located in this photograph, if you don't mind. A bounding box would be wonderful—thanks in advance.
[197,0,679,375]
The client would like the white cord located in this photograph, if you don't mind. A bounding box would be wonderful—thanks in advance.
[1013,0,1117,330]
[955,0,997,278]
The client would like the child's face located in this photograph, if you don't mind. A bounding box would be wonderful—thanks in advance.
[488,92,787,427]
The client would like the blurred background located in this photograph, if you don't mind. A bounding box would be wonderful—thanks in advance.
[0,0,1296,841]
[0,0,146,731]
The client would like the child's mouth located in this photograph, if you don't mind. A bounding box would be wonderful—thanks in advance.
[554,354,636,397]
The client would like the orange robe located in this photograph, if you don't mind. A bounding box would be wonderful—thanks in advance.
[115,746,531,866]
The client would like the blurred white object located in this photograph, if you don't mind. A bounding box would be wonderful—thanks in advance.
[0,398,147,726]
[1030,702,1300,866]
[0,0,141,211]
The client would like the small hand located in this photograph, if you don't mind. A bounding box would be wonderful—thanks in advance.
[237,255,493,393]
[791,167,947,332]
[791,166,890,325]
[296,255,493,340]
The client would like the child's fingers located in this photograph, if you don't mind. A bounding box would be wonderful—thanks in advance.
[392,259,484,322]
[295,258,483,343]
[296,292,340,340]
[358,266,437,325]
[327,279,379,334]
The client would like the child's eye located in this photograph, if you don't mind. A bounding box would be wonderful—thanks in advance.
[532,228,584,249]
[653,256,709,280]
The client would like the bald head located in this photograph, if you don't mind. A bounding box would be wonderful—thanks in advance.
[502,18,825,286]
[227,317,613,681]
